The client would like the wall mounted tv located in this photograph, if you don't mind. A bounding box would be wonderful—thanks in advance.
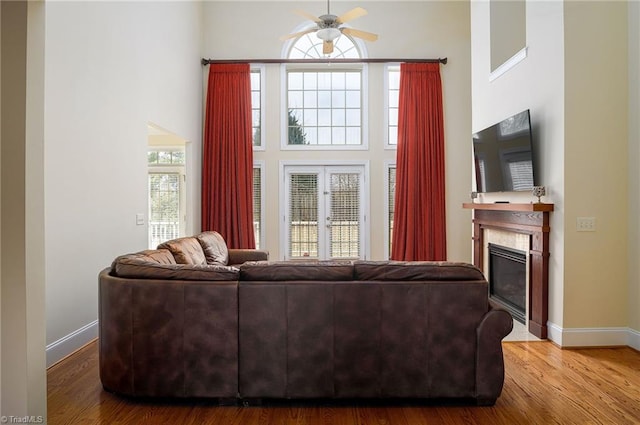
[473,109,536,193]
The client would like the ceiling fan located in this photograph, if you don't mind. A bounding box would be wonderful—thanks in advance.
[281,0,378,55]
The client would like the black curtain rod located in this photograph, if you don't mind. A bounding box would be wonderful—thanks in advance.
[201,57,447,65]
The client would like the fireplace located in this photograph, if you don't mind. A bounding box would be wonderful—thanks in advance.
[488,243,526,324]
[463,202,553,339]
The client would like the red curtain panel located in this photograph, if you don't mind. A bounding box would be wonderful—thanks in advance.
[202,63,256,249]
[391,62,446,261]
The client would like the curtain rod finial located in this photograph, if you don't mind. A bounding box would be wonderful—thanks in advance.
[441,58,448,65]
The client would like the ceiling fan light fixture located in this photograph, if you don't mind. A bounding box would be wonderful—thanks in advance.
[316,27,341,41]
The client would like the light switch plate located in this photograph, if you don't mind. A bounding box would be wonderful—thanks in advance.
[136,213,145,226]
[577,217,596,232]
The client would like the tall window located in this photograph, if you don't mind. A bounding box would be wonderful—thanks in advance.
[284,32,366,149]
[253,163,264,249]
[385,162,396,259]
[251,67,265,149]
[287,70,362,146]
[148,148,186,248]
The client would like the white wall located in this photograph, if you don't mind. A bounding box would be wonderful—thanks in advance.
[44,1,204,364]
[202,1,472,261]
[471,0,566,332]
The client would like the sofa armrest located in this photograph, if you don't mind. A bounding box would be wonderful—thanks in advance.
[475,307,513,405]
[228,249,269,265]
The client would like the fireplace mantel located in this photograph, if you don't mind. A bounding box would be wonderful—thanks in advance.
[463,202,554,339]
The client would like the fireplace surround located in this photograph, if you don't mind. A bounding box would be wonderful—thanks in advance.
[463,202,554,339]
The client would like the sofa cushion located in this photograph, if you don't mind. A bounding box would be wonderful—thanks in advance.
[240,261,354,281]
[196,231,229,265]
[158,237,207,265]
[353,261,485,281]
[111,251,239,281]
[128,249,177,265]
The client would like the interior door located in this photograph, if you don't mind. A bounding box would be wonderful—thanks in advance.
[284,165,365,260]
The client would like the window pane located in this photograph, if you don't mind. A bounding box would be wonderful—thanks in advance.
[346,109,360,126]
[304,109,318,126]
[318,109,331,126]
[289,72,303,89]
[345,72,360,89]
[289,174,318,258]
[171,151,185,164]
[346,127,361,144]
[387,68,400,146]
[149,173,181,248]
[253,167,261,249]
[251,69,262,147]
[158,151,172,164]
[332,73,346,89]
[303,72,317,89]
[388,166,396,257]
[318,90,331,108]
[304,91,317,108]
[317,72,332,89]
[305,127,318,144]
[345,91,360,108]
[332,109,345,126]
[332,91,345,108]
[318,127,331,144]
[289,91,303,108]
[329,172,360,258]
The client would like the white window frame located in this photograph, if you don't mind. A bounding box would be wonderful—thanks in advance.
[253,160,265,249]
[251,65,266,151]
[384,63,401,150]
[279,160,370,260]
[280,63,369,151]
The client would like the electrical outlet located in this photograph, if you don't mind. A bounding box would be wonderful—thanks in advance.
[576,217,596,232]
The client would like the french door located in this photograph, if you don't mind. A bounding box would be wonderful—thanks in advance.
[283,165,367,260]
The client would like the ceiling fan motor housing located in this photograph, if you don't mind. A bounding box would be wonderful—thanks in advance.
[318,15,340,28]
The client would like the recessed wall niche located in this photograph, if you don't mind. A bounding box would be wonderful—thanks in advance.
[490,0,526,72]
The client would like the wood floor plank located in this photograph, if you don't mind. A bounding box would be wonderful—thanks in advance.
[47,340,640,424]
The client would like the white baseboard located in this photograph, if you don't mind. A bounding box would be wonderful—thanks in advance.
[547,322,640,349]
[46,320,98,367]
[628,328,640,351]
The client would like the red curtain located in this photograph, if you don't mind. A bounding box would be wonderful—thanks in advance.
[202,63,255,249]
[391,63,446,261]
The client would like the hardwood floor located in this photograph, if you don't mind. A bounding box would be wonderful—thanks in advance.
[47,340,640,424]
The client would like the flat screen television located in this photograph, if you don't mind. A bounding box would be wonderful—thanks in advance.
[473,109,535,193]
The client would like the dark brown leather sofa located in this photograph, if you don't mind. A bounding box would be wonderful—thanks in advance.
[99,233,513,405]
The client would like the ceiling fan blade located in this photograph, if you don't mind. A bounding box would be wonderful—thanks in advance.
[341,27,378,42]
[336,7,367,24]
[323,40,334,55]
[280,28,317,41]
[294,9,322,23]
